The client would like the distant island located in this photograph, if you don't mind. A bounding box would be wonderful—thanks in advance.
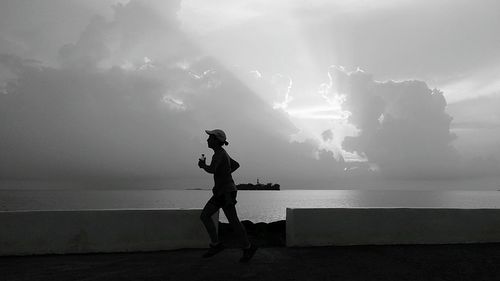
[236,179,280,190]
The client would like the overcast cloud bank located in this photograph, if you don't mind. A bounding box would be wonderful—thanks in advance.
[1,0,499,189]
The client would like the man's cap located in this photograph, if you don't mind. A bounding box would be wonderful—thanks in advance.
[205,129,228,144]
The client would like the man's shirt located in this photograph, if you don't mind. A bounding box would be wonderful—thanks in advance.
[207,148,237,195]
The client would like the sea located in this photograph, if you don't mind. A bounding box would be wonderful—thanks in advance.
[3,189,500,223]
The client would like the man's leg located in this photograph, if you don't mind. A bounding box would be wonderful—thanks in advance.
[200,201,220,244]
[222,204,251,249]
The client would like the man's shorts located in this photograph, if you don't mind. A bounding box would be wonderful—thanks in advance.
[207,190,238,208]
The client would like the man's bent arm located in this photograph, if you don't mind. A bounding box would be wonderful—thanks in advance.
[201,154,220,174]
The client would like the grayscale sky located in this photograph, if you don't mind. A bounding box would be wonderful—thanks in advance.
[0,0,499,189]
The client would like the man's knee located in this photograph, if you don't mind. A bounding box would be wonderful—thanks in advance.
[200,208,216,222]
[200,212,210,221]
[226,213,241,226]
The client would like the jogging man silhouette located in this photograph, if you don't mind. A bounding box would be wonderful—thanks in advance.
[198,129,258,262]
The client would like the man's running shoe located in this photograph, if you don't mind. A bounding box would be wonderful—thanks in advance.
[239,243,258,263]
[202,242,225,258]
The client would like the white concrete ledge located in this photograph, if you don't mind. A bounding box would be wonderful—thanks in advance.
[0,209,218,256]
[286,208,500,247]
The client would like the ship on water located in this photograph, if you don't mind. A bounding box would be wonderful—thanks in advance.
[236,179,280,190]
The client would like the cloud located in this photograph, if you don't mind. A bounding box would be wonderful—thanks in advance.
[181,0,500,85]
[322,66,460,178]
[1,0,498,188]
[0,0,124,65]
[271,74,293,109]
[58,16,112,69]
[58,0,195,69]
[0,1,347,187]
[0,53,348,185]
[321,129,333,142]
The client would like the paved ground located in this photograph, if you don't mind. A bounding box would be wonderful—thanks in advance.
[2,243,500,281]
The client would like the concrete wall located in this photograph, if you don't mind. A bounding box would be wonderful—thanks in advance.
[286,208,500,247]
[0,209,218,256]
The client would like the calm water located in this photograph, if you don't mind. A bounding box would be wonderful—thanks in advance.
[3,190,500,223]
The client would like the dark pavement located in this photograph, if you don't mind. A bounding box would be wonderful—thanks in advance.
[2,243,500,281]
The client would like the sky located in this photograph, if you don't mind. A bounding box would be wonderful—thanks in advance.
[0,0,499,189]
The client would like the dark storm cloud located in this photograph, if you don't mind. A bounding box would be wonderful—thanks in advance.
[325,66,460,178]
[0,1,346,186]
[0,53,346,184]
